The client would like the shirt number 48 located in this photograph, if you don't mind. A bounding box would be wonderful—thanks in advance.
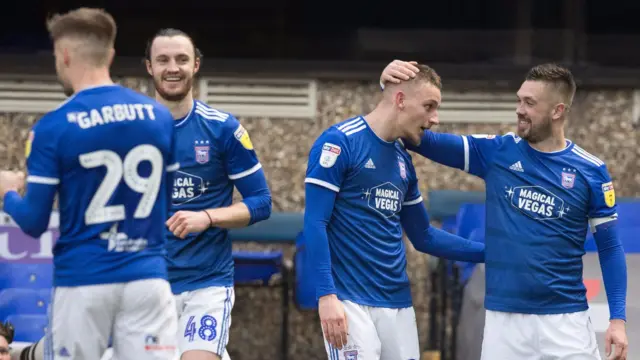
[184,315,218,342]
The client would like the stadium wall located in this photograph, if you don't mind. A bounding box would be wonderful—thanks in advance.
[0,75,638,360]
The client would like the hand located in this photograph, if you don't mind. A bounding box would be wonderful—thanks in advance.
[605,319,628,359]
[380,60,420,86]
[166,210,212,239]
[318,294,348,350]
[0,171,25,196]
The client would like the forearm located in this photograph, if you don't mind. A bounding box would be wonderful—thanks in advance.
[205,202,252,229]
[593,220,627,321]
[405,131,467,171]
[401,203,485,263]
[210,169,272,229]
[304,183,337,299]
[3,183,56,238]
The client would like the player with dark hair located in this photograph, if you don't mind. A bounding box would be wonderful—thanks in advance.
[381,60,628,359]
[0,7,180,360]
[145,29,272,360]
[304,63,485,360]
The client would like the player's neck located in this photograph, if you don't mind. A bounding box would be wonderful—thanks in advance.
[528,132,567,153]
[70,67,114,94]
[364,106,399,142]
[156,92,194,120]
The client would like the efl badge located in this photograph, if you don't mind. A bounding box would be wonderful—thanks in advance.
[194,144,210,164]
[25,130,34,158]
[398,158,407,179]
[344,350,358,360]
[319,143,341,168]
[561,172,575,189]
[602,181,615,208]
[234,125,254,150]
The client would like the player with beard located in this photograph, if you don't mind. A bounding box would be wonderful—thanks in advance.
[379,61,629,360]
[144,29,272,360]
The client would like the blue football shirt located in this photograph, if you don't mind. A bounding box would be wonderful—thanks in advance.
[25,85,178,287]
[167,100,262,294]
[305,116,424,308]
[418,132,618,314]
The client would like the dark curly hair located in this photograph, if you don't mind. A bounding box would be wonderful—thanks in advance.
[0,321,14,344]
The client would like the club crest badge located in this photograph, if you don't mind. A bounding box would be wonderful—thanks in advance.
[398,157,407,179]
[561,172,575,189]
[194,141,210,164]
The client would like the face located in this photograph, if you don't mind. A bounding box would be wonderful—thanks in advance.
[53,41,74,97]
[396,82,441,145]
[0,335,9,359]
[146,35,200,102]
[516,80,563,143]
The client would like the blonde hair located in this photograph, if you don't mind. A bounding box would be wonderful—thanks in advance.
[46,7,117,66]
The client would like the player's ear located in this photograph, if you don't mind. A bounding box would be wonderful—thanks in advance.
[395,90,406,110]
[193,57,201,75]
[552,102,566,120]
[145,59,153,76]
[62,47,72,67]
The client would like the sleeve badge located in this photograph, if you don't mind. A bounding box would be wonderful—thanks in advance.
[320,143,341,168]
[602,181,615,208]
[234,125,254,150]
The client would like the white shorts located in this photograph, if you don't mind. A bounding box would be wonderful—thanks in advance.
[45,278,178,360]
[481,309,601,360]
[322,300,419,360]
[174,286,235,358]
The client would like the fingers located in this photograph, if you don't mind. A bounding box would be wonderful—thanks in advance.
[322,319,348,350]
[339,317,348,348]
[605,334,612,356]
[166,212,178,227]
[615,339,627,360]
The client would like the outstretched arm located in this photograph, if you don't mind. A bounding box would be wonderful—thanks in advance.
[2,119,59,238]
[400,201,484,263]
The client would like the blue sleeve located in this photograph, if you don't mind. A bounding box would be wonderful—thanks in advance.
[3,182,57,238]
[586,164,626,320]
[25,116,61,185]
[4,116,60,237]
[233,168,272,225]
[401,202,485,263]
[405,131,507,178]
[223,117,263,181]
[304,130,349,192]
[593,220,627,321]
[303,182,338,299]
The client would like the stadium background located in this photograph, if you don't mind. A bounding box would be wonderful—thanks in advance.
[0,0,639,359]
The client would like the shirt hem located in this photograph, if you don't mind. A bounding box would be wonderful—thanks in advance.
[54,271,167,287]
[485,301,589,315]
[338,295,412,309]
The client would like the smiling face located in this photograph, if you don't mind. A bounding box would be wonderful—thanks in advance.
[515,80,556,143]
[516,63,576,144]
[146,35,200,102]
